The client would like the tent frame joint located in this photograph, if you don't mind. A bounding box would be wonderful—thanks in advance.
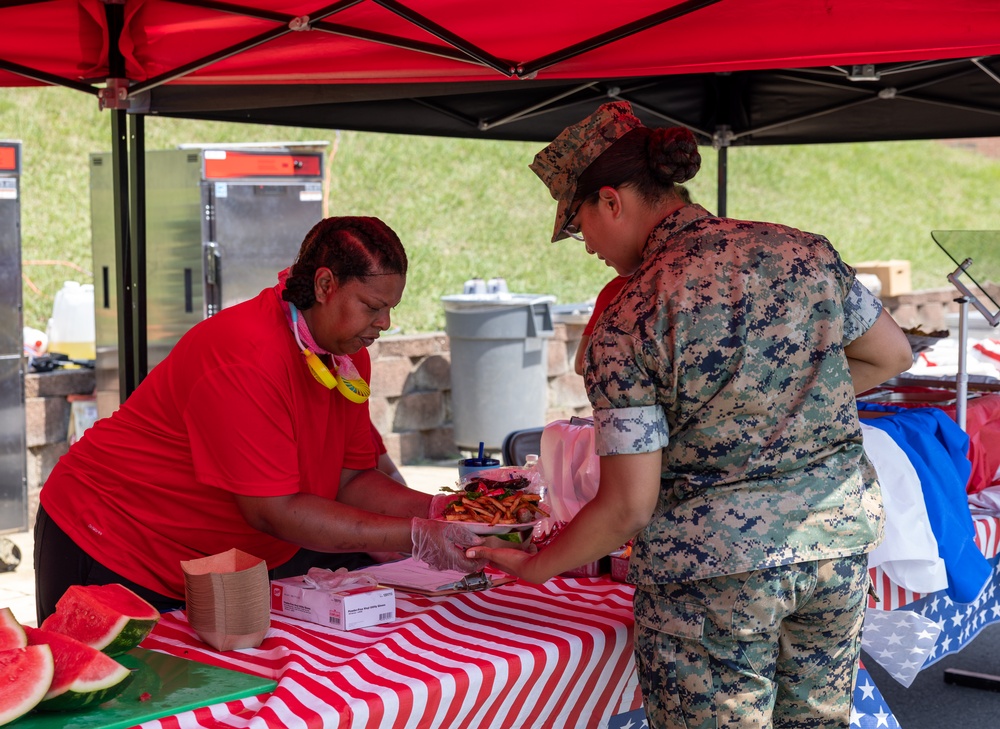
[848,64,880,82]
[99,78,132,110]
[712,125,734,150]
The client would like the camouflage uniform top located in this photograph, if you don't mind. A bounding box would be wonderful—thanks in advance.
[586,203,885,584]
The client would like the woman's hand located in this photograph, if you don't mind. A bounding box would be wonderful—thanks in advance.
[469,451,659,584]
[465,544,543,583]
[410,518,487,572]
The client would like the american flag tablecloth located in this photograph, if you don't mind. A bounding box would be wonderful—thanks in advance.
[137,574,904,729]
[869,516,1000,611]
[139,576,642,728]
[868,515,1000,670]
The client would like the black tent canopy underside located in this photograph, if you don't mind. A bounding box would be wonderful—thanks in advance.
[141,57,1000,146]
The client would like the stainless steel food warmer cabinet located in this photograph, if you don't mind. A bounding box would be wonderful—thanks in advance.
[90,142,327,419]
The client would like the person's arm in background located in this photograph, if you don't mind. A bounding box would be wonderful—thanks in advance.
[366,422,452,519]
[845,308,913,394]
[377,452,406,485]
[372,423,406,485]
[369,424,409,560]
[574,333,591,376]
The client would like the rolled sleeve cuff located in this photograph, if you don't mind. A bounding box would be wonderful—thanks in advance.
[593,405,669,456]
[844,277,883,343]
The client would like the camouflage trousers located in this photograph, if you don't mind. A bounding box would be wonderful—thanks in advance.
[633,554,869,729]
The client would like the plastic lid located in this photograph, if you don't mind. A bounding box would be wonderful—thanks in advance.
[459,457,501,467]
[441,293,556,306]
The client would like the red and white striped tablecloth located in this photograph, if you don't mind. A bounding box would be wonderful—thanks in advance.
[139,576,642,729]
[869,515,1000,610]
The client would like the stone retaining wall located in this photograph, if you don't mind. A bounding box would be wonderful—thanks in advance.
[24,369,96,529]
[881,287,962,330]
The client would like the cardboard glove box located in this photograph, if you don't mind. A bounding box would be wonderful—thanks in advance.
[270,576,396,631]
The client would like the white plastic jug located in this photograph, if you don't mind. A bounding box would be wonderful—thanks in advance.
[47,281,96,363]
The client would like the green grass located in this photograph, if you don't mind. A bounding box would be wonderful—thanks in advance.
[4,85,1000,335]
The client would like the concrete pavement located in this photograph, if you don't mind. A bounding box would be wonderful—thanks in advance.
[0,463,459,629]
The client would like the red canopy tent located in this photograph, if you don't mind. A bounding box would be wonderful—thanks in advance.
[5,1,999,89]
[3,0,1000,397]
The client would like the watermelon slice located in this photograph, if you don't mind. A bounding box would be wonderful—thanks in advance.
[25,627,133,711]
[0,607,27,650]
[0,644,55,723]
[41,583,160,657]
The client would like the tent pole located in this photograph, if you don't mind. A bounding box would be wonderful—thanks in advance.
[103,0,137,403]
[129,114,148,383]
[717,145,728,217]
[713,123,732,217]
[108,114,147,400]
[104,0,147,402]
[109,109,136,402]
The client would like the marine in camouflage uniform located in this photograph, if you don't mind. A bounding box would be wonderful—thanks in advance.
[586,202,884,727]
[517,100,901,728]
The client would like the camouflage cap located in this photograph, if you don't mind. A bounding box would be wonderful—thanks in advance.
[529,101,643,242]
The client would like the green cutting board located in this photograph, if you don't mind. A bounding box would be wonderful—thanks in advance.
[14,647,277,729]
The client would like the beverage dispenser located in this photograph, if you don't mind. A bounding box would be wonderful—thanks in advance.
[0,140,26,532]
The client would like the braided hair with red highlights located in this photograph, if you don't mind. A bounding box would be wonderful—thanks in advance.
[282,216,407,310]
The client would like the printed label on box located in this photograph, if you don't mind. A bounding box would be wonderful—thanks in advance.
[271,577,395,631]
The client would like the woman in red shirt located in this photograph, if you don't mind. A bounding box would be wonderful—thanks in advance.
[35,217,491,621]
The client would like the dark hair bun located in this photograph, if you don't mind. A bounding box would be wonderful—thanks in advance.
[282,274,315,310]
[647,127,701,185]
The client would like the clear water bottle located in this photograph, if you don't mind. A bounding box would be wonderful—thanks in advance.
[524,453,550,540]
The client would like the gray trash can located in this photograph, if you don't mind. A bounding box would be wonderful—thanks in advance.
[442,293,556,451]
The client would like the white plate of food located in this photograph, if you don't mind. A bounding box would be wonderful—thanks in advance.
[438,487,548,532]
[443,519,542,536]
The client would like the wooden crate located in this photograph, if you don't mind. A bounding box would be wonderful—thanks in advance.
[854,260,912,297]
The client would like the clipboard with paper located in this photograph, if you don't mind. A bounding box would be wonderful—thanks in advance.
[358,557,516,596]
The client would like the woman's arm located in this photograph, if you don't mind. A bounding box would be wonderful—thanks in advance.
[844,309,913,394]
[234,468,431,552]
[337,467,429,516]
[235,471,518,572]
[574,333,591,376]
[376,452,407,485]
[234,490,416,553]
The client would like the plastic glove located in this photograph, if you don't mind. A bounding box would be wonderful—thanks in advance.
[410,517,487,572]
[303,567,378,592]
[428,493,457,519]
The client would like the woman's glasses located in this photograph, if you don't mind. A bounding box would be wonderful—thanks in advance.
[562,204,584,241]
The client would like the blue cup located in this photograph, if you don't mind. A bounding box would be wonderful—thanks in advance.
[458,458,500,481]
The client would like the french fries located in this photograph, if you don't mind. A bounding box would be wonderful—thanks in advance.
[443,491,549,525]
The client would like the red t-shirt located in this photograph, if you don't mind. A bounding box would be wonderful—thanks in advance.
[582,276,630,336]
[40,289,377,599]
[370,423,388,456]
